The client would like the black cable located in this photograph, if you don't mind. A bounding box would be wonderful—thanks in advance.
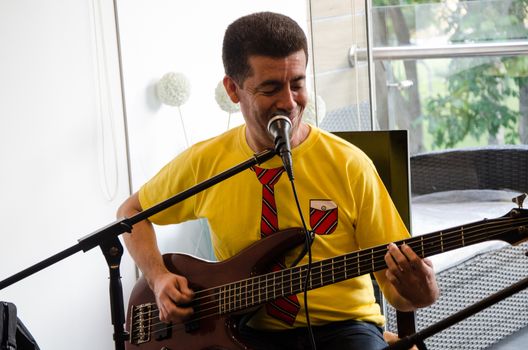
[289,179,317,350]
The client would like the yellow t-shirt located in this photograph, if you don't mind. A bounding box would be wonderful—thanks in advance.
[139,125,410,330]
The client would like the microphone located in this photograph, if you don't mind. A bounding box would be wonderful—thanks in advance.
[267,114,294,181]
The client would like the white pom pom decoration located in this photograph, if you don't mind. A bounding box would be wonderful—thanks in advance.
[156,72,191,107]
[214,80,240,113]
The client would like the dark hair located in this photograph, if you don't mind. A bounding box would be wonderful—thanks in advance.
[222,12,308,85]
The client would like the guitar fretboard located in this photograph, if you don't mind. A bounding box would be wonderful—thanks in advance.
[214,211,528,314]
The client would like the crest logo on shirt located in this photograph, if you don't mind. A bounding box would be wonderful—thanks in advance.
[309,199,338,235]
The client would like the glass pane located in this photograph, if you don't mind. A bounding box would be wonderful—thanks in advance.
[309,0,374,131]
[374,0,528,46]
[374,4,528,346]
[385,55,528,152]
[372,0,528,154]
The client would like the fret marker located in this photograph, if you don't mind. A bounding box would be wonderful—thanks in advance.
[331,259,335,283]
[371,248,375,272]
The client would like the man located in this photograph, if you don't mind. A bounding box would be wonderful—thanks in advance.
[118,11,438,349]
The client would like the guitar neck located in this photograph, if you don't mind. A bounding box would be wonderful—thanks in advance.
[217,211,527,314]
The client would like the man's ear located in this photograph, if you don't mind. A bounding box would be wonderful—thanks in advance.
[223,76,240,103]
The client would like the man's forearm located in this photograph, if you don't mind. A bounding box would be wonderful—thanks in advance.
[123,219,168,287]
[118,193,168,288]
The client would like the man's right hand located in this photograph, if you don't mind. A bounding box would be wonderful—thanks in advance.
[152,272,195,323]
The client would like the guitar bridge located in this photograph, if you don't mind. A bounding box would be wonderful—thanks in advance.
[129,303,155,345]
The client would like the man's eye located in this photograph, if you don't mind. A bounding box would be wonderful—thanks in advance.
[261,87,280,95]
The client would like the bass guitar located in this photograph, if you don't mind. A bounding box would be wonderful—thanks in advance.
[126,208,528,350]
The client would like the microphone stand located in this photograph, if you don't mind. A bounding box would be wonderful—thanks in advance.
[0,149,277,350]
[385,275,528,350]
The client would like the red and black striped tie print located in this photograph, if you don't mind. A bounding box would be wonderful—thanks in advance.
[309,207,338,234]
[252,165,300,326]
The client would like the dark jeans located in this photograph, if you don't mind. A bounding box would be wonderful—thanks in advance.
[238,319,388,350]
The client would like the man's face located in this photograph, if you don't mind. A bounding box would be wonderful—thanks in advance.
[224,50,309,152]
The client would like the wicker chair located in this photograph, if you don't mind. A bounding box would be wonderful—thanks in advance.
[410,145,528,195]
[386,145,528,350]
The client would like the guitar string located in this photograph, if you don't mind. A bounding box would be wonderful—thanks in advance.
[136,215,526,313]
[131,216,528,328]
[132,215,528,321]
[132,223,528,340]
[130,216,528,338]
[130,216,528,334]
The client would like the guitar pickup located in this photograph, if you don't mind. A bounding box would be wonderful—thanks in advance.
[181,300,200,333]
[154,321,172,340]
[184,320,200,332]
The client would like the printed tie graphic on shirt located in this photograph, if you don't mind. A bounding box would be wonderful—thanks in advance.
[251,165,300,326]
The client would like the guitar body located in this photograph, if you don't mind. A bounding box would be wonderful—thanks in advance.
[125,228,306,350]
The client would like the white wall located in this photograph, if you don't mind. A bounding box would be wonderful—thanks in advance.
[0,1,309,349]
[0,1,135,349]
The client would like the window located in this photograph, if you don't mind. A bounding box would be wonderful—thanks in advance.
[371,0,528,154]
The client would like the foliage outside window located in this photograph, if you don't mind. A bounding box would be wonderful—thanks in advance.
[372,0,528,152]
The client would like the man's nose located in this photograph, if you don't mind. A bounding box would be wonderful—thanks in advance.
[275,87,296,111]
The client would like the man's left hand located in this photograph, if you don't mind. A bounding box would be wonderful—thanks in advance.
[384,242,439,308]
